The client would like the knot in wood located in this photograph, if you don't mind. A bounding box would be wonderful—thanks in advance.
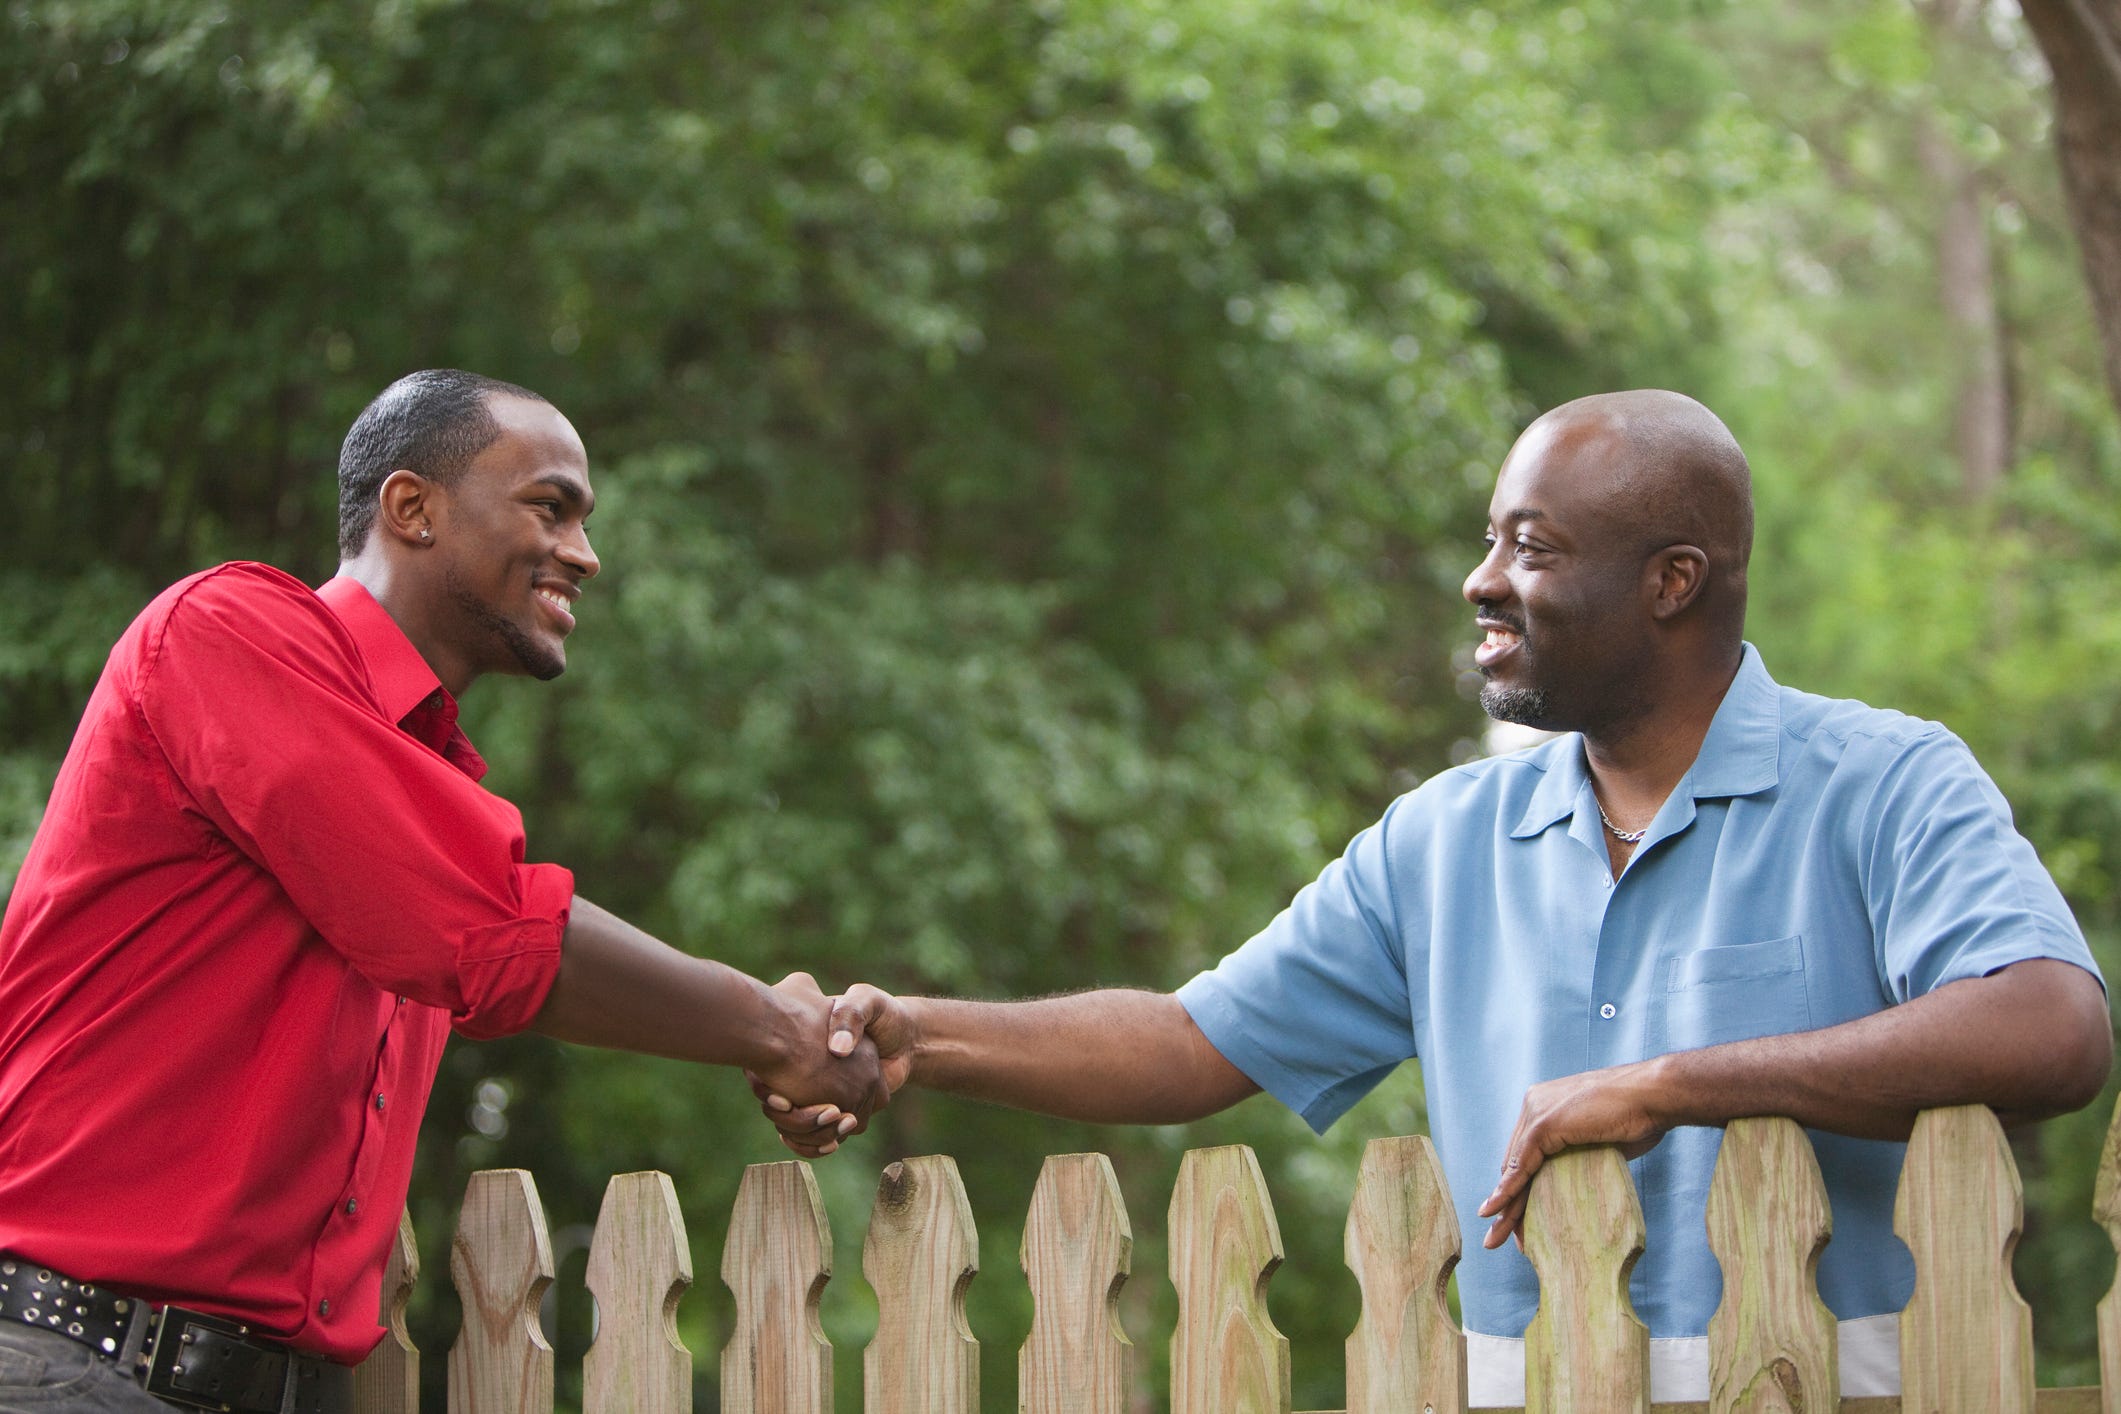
[877,1161,915,1214]
[1771,1355,1803,1409]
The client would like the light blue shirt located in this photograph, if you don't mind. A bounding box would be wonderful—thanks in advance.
[1178,646,2099,1339]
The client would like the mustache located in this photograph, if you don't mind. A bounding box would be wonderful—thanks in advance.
[1475,603,1526,636]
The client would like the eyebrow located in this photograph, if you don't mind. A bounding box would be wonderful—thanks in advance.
[531,475,595,516]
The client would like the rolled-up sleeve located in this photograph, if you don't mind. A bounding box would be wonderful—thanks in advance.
[133,568,569,1037]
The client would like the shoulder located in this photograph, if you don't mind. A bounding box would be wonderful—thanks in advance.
[149,561,324,622]
[1765,676,2006,833]
[1767,678,1977,804]
[136,562,356,684]
[1773,678,1948,757]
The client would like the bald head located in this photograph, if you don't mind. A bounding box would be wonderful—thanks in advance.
[1518,389,1752,635]
[1465,390,1755,741]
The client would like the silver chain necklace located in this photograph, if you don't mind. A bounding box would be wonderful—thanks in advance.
[1597,802,1648,844]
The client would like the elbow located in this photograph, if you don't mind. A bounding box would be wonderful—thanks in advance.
[2051,971,2112,1115]
[2008,970,2113,1122]
[2052,1009,2114,1117]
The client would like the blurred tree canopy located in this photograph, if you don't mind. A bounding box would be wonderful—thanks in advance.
[4,0,2118,1408]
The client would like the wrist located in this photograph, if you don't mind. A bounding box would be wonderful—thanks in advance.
[753,978,809,1077]
[896,994,935,1088]
[1636,1051,1693,1129]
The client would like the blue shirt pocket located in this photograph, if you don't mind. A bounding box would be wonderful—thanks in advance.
[1662,934,1812,1051]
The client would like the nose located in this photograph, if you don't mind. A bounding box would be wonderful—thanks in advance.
[1463,540,1507,608]
[559,526,601,580]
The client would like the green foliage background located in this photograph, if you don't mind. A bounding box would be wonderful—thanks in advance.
[4,0,2117,1407]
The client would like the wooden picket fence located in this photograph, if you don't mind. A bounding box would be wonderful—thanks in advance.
[349,1101,2121,1413]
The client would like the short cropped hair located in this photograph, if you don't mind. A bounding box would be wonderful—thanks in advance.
[336,369,548,556]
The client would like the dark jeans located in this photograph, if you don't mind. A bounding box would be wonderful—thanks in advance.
[0,1325,165,1412]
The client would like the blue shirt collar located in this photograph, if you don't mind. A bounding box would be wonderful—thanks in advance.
[1510,643,1781,841]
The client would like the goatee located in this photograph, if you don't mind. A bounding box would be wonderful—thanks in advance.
[444,567,567,681]
[1479,682,1552,727]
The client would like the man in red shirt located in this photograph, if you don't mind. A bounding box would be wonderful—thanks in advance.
[0,370,880,1413]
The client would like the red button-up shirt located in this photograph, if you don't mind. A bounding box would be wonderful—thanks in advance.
[0,564,571,1361]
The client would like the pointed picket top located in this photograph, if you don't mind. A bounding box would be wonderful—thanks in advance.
[1344,1135,1465,1414]
[1897,1104,2034,1414]
[864,1155,980,1414]
[721,1161,834,1414]
[1522,1146,1648,1414]
[585,1171,693,1414]
[353,1208,420,1414]
[1704,1117,1835,1413]
[2097,1097,2121,1414]
[448,1169,556,1414]
[1019,1152,1134,1414]
[1168,1144,1291,1414]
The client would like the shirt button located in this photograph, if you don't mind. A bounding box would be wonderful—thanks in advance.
[375,1093,387,1111]
[344,1198,358,1216]
[318,1299,331,1317]
[1599,1003,1617,1019]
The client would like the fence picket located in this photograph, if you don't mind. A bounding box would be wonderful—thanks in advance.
[1522,1146,1649,1414]
[1704,1117,1835,1413]
[1344,1135,1465,1414]
[721,1161,834,1414]
[864,1155,980,1414]
[447,1169,556,1414]
[584,1172,692,1414]
[1169,1144,1291,1414]
[1898,1103,2035,1413]
[352,1209,420,1414]
[1019,1152,1133,1414]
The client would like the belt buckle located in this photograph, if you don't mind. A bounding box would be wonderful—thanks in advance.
[141,1304,265,1411]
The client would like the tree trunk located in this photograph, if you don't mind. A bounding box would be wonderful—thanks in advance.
[1918,0,2014,494]
[1917,112,2013,495]
[2019,0,2121,419]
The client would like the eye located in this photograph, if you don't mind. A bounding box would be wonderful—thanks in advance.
[1512,536,1547,562]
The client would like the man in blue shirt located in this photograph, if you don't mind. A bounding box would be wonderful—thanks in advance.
[767,389,2111,1402]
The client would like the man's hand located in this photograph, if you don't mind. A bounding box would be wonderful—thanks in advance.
[1475,1058,1670,1250]
[825,982,917,1090]
[752,982,916,1157]
[743,972,892,1157]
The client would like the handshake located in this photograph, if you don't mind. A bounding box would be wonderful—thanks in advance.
[721,977,1252,1160]
[747,973,912,1158]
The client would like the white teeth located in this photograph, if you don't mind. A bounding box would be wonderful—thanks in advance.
[537,590,571,613]
[1485,629,1519,647]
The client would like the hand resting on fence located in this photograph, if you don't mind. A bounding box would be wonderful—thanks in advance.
[1473,955,2111,1250]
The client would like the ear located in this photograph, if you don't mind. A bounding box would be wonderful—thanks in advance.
[1646,544,1708,621]
[376,469,439,548]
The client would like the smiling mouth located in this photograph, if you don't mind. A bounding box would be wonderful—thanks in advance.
[1473,621,1522,670]
[534,586,577,629]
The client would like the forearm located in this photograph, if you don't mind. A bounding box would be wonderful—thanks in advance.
[901,989,1261,1124]
[1478,957,2110,1248]
[1647,958,2112,1139]
[530,896,795,1070]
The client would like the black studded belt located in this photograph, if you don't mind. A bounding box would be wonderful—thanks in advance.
[0,1256,350,1414]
